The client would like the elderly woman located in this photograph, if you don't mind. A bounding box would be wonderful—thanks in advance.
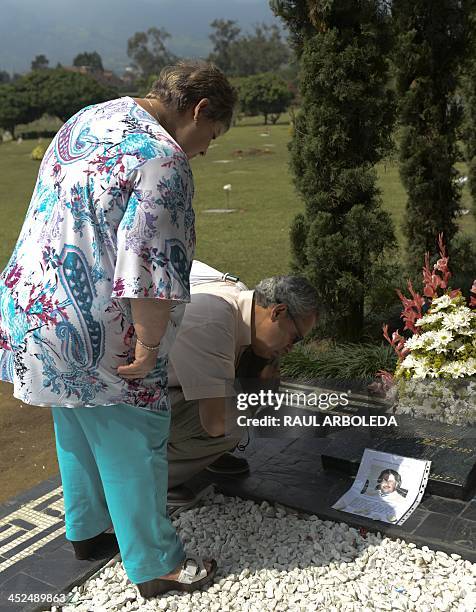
[0,61,236,597]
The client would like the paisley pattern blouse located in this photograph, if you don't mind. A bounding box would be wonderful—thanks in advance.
[0,97,195,411]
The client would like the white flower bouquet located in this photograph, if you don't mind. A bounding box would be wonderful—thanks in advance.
[380,236,476,426]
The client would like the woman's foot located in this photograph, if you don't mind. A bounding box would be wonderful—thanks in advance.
[160,559,213,581]
[137,556,217,598]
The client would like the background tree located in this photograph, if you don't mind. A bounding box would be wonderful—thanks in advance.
[127,27,177,78]
[208,19,241,74]
[31,54,49,71]
[73,51,104,72]
[0,85,35,137]
[236,73,293,124]
[271,0,397,341]
[39,69,117,122]
[0,71,11,84]
[230,24,291,76]
[392,0,470,266]
[0,70,53,135]
[209,20,291,76]
[0,68,117,129]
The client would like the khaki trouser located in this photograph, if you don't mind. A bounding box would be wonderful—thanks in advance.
[167,390,243,489]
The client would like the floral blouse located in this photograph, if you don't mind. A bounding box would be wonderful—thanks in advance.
[0,97,195,411]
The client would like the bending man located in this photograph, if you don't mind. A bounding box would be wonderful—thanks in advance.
[167,275,318,508]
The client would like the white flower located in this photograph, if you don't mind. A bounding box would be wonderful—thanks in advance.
[412,362,429,379]
[430,294,453,312]
[463,358,476,376]
[424,329,453,352]
[441,307,474,332]
[415,311,444,326]
[404,335,427,350]
[401,354,419,369]
[441,361,471,378]
[223,184,232,191]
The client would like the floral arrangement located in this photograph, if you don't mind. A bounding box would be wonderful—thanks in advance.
[380,235,476,425]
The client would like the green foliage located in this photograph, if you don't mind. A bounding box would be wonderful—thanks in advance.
[461,4,476,223]
[0,69,117,132]
[138,73,160,97]
[0,84,40,136]
[73,51,104,72]
[31,54,49,71]
[127,28,177,78]
[235,73,293,124]
[392,0,470,267]
[208,19,242,74]
[272,0,397,341]
[281,342,397,383]
[37,69,117,122]
[208,20,291,77]
[269,1,316,55]
[447,233,476,296]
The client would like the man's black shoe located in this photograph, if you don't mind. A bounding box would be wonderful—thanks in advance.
[205,452,250,475]
[167,484,200,509]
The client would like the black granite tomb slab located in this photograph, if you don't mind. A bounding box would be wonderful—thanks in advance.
[320,416,476,499]
[191,436,476,563]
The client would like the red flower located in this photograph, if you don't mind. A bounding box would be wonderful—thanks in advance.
[396,281,424,334]
[470,280,476,308]
[383,324,409,361]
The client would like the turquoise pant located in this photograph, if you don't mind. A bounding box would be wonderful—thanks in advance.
[51,404,185,584]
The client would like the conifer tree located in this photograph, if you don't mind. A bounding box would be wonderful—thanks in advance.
[271,0,397,340]
[461,4,476,223]
[392,0,469,266]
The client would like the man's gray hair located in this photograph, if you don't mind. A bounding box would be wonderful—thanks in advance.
[254,276,318,318]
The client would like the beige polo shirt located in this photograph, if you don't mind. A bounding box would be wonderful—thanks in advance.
[167,282,253,401]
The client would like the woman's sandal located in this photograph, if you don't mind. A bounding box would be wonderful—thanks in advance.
[137,556,217,598]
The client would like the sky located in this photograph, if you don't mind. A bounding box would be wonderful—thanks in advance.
[1,0,282,74]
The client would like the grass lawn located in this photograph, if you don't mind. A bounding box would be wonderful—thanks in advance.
[0,115,474,288]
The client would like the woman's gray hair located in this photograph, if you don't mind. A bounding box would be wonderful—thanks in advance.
[254,276,318,319]
[147,60,237,130]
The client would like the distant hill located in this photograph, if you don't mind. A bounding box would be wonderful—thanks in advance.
[1,0,282,75]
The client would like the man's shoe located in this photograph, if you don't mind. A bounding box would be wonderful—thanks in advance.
[71,532,119,561]
[167,485,200,509]
[205,453,250,475]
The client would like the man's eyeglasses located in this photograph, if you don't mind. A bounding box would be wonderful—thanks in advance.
[286,307,304,345]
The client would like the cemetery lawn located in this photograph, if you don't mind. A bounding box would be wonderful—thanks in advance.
[0,115,474,500]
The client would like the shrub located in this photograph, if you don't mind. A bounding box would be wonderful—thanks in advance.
[281,342,397,383]
[31,144,47,160]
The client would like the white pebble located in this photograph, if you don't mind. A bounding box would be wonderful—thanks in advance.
[50,492,476,612]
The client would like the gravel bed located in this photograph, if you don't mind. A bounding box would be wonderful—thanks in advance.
[50,492,476,612]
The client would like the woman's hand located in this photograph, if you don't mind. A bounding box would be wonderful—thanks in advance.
[117,297,172,380]
[117,342,160,379]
